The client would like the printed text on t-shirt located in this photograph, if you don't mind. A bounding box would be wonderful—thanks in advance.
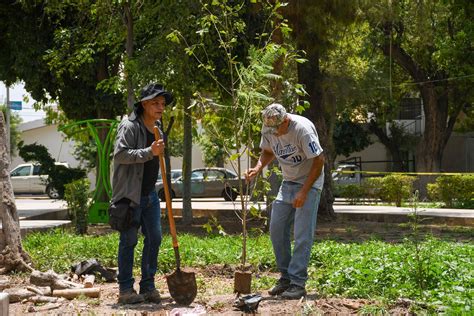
[273,143,297,159]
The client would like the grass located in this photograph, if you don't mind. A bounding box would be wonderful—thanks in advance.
[23,230,473,314]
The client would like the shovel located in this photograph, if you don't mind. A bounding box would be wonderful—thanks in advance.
[154,125,197,305]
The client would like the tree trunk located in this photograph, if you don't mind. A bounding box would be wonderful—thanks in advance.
[284,0,336,220]
[182,91,193,224]
[369,121,407,172]
[297,52,336,220]
[0,112,33,274]
[123,0,135,110]
[415,85,448,172]
[380,41,461,173]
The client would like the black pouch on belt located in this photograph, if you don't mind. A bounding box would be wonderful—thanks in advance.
[108,198,134,232]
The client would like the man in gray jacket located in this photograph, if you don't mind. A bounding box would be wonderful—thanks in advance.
[111,83,173,304]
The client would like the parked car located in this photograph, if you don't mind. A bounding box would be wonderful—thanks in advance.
[332,163,361,185]
[155,167,244,201]
[10,162,69,199]
[157,169,183,183]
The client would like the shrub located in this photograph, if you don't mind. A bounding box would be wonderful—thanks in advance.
[64,178,91,235]
[337,184,365,204]
[427,175,474,208]
[366,175,415,207]
[382,174,416,206]
[363,177,384,202]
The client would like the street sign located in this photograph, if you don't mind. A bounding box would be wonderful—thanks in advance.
[8,101,22,110]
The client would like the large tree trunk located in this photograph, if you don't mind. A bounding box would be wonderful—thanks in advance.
[182,90,193,224]
[297,52,336,220]
[0,112,33,274]
[284,1,336,220]
[416,85,450,172]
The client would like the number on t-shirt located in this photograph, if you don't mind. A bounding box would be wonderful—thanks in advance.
[291,155,302,163]
[308,141,319,154]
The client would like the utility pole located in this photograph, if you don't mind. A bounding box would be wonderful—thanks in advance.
[6,85,10,155]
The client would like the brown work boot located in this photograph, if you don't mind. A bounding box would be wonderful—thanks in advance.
[118,290,145,304]
[142,289,161,304]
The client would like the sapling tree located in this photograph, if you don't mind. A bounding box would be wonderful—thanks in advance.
[169,0,303,269]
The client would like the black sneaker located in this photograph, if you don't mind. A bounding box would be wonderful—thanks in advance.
[142,289,161,304]
[281,284,306,299]
[268,279,290,296]
[118,290,145,304]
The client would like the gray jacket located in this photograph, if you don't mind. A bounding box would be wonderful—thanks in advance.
[111,110,161,207]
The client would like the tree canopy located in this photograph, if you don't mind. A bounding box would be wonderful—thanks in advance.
[0,0,472,213]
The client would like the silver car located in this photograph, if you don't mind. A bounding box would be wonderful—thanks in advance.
[155,167,244,201]
[10,162,69,199]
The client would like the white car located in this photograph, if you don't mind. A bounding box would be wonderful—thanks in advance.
[332,164,361,185]
[9,162,69,199]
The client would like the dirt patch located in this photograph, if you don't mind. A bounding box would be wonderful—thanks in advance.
[7,268,413,315]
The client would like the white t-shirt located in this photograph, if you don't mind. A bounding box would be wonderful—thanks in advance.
[260,114,324,189]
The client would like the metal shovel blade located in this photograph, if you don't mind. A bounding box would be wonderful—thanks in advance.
[166,268,197,305]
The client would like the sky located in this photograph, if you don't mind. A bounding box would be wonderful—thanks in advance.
[0,81,46,123]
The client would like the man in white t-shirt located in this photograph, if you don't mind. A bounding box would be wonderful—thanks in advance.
[245,103,325,299]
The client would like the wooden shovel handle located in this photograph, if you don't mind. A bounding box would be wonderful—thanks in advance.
[153,126,179,250]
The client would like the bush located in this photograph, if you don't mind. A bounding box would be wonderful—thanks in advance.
[50,165,86,198]
[363,177,384,202]
[427,175,474,208]
[336,184,365,204]
[382,174,416,206]
[366,175,415,207]
[64,178,91,235]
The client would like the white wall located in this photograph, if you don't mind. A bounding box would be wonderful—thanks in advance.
[335,136,390,172]
[10,119,96,188]
[11,121,77,169]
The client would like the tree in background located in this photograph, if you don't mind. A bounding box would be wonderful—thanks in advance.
[131,0,209,223]
[283,0,358,219]
[0,0,130,204]
[363,0,474,172]
[320,18,419,172]
[0,106,22,158]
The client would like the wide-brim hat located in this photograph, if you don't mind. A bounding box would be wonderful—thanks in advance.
[134,83,173,108]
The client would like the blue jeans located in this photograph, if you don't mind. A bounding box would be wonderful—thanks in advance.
[270,181,321,288]
[118,191,162,293]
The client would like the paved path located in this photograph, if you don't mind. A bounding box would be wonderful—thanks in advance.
[334,204,474,218]
[0,196,70,233]
[8,196,474,233]
[15,196,67,219]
